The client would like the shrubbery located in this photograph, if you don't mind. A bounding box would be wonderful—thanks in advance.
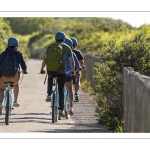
[93,31,150,132]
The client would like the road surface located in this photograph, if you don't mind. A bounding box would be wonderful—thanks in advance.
[0,59,111,133]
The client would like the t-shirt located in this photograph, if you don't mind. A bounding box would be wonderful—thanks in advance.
[72,49,84,61]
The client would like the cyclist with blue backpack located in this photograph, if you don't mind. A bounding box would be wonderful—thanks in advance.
[40,31,75,117]
[64,38,82,115]
[0,37,28,114]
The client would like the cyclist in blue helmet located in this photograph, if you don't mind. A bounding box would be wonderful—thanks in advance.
[0,37,28,114]
[40,31,75,118]
[64,38,81,115]
[70,37,86,102]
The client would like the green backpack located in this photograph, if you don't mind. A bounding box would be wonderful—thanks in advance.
[45,42,63,71]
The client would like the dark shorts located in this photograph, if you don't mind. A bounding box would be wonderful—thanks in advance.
[65,76,72,82]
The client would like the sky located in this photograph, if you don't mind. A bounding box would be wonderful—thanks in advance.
[1,0,150,28]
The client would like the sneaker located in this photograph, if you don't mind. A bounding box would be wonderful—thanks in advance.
[69,107,74,116]
[46,95,51,102]
[13,101,20,107]
[58,110,65,119]
[74,94,79,102]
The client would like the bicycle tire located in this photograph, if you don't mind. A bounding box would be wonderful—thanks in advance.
[52,91,56,123]
[55,104,58,122]
[5,91,10,125]
[65,91,70,119]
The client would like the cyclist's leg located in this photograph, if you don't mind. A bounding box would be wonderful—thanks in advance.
[65,75,73,108]
[47,77,53,95]
[57,74,66,114]
[74,72,81,102]
[46,76,53,102]
[13,84,20,107]
[12,72,20,107]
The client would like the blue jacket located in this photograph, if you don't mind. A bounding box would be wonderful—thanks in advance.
[0,47,27,71]
[66,52,81,77]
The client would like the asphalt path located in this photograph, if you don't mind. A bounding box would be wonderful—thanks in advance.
[0,59,111,134]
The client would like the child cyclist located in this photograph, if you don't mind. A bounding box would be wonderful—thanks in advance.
[64,38,81,115]
[70,37,86,102]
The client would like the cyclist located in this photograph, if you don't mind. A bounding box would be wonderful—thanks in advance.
[40,31,75,117]
[64,38,81,115]
[70,37,86,102]
[0,37,28,115]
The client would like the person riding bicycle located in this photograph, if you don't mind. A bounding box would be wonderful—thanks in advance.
[70,37,86,102]
[64,38,82,115]
[40,31,75,117]
[0,37,28,115]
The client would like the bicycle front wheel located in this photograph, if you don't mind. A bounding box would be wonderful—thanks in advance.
[5,91,10,125]
[52,91,56,123]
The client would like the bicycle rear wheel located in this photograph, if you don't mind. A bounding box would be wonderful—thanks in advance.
[55,105,58,122]
[5,91,10,125]
[65,91,70,119]
[52,92,56,123]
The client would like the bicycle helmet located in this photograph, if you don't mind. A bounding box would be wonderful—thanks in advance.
[55,31,66,41]
[64,38,73,48]
[8,37,19,47]
[70,37,78,46]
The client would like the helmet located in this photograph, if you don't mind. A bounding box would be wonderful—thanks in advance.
[55,31,66,41]
[64,38,73,47]
[8,37,19,47]
[70,38,78,46]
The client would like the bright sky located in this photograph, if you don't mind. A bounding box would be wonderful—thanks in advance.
[1,0,150,28]
[95,12,150,27]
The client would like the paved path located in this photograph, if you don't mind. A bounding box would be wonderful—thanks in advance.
[0,59,111,133]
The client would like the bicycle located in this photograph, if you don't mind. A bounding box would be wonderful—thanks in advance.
[49,72,71,122]
[2,71,28,125]
[49,77,70,122]
[50,77,59,123]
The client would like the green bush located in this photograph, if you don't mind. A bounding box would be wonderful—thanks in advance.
[93,31,150,132]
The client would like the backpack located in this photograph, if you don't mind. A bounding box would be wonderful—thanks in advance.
[45,42,63,71]
[0,52,19,77]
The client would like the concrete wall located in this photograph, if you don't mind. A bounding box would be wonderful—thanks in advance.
[82,54,100,87]
[122,67,150,132]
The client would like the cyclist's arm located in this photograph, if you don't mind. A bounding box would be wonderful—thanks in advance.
[79,59,86,68]
[67,46,75,73]
[19,53,27,72]
[69,56,75,73]
[40,55,46,73]
[78,51,86,68]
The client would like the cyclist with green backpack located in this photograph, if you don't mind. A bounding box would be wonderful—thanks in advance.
[40,31,75,117]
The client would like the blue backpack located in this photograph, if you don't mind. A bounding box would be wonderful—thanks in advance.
[0,52,19,77]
